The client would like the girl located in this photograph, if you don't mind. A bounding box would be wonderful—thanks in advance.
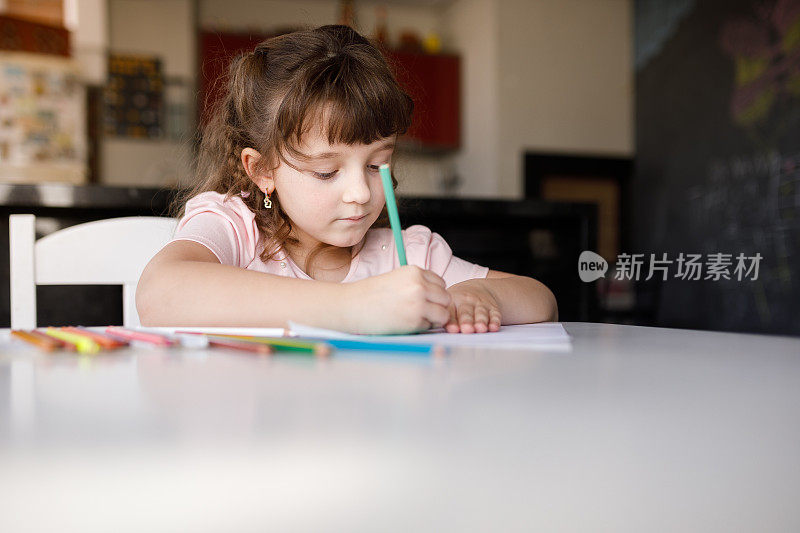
[137,25,557,334]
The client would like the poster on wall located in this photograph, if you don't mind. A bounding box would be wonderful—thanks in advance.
[104,54,163,139]
[0,52,87,183]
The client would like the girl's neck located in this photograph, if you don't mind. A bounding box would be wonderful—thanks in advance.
[284,242,353,279]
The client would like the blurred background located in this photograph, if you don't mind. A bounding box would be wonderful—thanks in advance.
[0,0,797,336]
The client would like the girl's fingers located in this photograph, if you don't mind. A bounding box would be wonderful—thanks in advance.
[424,271,451,308]
[424,302,451,329]
[457,302,476,334]
[421,269,447,288]
[488,307,502,331]
[423,281,452,307]
[445,304,460,333]
[473,304,489,333]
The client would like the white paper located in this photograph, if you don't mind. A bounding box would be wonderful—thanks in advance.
[143,327,286,337]
[288,322,572,351]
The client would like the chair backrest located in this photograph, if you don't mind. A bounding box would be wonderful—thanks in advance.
[9,214,178,329]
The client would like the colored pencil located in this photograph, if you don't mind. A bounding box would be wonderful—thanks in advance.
[105,326,176,347]
[62,327,128,349]
[317,338,439,355]
[206,336,274,355]
[197,334,332,356]
[32,329,75,351]
[44,328,101,354]
[379,163,407,266]
[11,330,61,352]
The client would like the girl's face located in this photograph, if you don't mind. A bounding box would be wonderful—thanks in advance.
[271,128,396,254]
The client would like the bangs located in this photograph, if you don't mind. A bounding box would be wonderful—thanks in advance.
[275,52,413,160]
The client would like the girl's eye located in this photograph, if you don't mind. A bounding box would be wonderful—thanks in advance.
[312,170,338,180]
[313,165,384,179]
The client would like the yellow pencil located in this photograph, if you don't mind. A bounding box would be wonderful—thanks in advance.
[44,328,101,354]
[62,327,128,349]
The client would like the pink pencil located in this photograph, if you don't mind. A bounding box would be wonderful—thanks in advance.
[105,326,176,347]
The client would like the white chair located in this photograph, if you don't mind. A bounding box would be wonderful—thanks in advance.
[9,214,177,329]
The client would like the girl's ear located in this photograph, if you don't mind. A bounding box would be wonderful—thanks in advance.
[241,147,274,193]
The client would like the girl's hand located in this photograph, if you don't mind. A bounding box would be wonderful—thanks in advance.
[346,266,453,334]
[445,280,502,334]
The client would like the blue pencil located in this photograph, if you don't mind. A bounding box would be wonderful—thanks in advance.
[304,337,444,356]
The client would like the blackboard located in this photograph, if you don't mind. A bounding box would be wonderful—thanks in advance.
[635,0,800,335]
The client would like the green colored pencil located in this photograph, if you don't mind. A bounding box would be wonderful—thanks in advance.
[211,335,332,356]
[379,163,407,266]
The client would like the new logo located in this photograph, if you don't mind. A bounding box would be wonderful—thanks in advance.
[578,251,608,282]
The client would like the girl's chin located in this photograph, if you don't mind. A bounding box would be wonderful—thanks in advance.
[325,230,369,248]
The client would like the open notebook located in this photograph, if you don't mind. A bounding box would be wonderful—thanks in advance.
[150,323,572,352]
[289,322,571,351]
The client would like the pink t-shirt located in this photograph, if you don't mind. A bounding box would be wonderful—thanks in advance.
[170,191,489,286]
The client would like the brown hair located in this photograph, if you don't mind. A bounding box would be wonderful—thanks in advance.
[177,25,413,273]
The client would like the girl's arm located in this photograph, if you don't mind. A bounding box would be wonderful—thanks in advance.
[136,241,453,333]
[445,270,558,333]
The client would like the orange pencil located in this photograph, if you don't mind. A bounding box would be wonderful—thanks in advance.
[11,330,61,352]
[31,329,75,351]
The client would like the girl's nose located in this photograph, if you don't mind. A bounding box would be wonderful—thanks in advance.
[341,169,372,204]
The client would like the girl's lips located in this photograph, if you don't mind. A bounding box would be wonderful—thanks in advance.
[341,215,367,221]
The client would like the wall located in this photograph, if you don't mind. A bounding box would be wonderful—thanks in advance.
[199,0,441,39]
[496,0,634,198]
[103,0,195,187]
[442,0,500,198]
[65,0,108,85]
[442,0,633,199]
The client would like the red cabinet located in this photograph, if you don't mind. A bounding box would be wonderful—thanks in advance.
[386,50,460,150]
[0,14,70,56]
[198,30,268,125]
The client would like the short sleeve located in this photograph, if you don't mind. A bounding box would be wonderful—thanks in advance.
[403,225,489,287]
[171,191,259,268]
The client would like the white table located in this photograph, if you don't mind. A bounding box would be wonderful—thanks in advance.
[1,323,799,532]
